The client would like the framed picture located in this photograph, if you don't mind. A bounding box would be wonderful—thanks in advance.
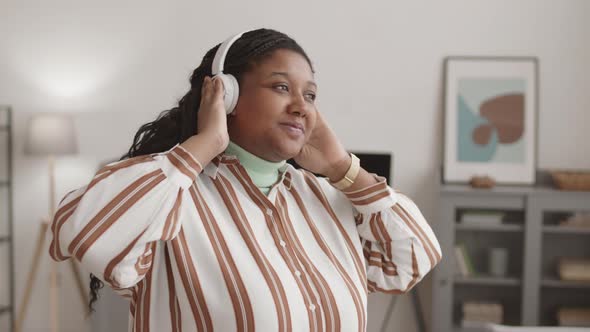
[443,56,538,185]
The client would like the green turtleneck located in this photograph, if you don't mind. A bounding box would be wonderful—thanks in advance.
[224,141,287,195]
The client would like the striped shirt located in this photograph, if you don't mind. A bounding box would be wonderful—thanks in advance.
[49,143,442,332]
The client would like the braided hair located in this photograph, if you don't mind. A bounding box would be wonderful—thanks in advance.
[87,28,313,312]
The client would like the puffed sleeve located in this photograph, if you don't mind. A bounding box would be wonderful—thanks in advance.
[343,175,442,294]
[48,143,202,289]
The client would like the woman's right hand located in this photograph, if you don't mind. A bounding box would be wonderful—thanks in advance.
[197,76,230,154]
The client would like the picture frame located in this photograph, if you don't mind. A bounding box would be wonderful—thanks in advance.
[442,56,539,185]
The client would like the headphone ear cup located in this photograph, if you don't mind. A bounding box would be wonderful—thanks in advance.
[217,73,240,114]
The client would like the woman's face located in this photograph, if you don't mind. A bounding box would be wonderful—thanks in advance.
[228,49,317,162]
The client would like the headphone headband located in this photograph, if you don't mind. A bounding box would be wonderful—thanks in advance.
[211,30,249,75]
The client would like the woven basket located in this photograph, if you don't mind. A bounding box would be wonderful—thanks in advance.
[550,170,590,191]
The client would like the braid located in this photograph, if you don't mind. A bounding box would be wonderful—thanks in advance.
[252,37,291,56]
[223,29,314,79]
[87,28,312,312]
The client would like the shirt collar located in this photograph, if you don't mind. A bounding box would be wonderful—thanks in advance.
[203,142,290,185]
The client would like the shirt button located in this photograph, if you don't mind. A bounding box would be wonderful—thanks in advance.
[266,209,273,216]
[294,270,301,277]
[279,240,286,247]
[309,304,316,311]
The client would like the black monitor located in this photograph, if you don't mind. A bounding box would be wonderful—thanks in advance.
[288,152,393,184]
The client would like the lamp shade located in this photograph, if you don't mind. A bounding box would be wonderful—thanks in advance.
[24,113,78,156]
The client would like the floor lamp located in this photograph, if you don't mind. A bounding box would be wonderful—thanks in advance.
[16,113,89,332]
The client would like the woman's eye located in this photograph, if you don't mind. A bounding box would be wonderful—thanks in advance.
[305,93,316,102]
[274,84,289,91]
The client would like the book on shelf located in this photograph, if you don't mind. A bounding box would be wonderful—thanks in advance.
[559,212,590,229]
[461,301,503,325]
[454,246,469,276]
[557,307,590,327]
[460,210,505,225]
[558,258,590,282]
[454,244,476,277]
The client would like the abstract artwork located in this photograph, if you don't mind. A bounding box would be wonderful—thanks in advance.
[443,57,538,185]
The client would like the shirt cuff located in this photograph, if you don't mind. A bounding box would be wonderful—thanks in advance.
[156,143,203,188]
[343,174,398,214]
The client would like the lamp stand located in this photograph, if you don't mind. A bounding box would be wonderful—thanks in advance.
[48,155,59,332]
[14,156,89,332]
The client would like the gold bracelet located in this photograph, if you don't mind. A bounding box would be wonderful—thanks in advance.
[329,153,360,190]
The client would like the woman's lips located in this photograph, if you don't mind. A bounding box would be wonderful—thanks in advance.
[280,122,304,137]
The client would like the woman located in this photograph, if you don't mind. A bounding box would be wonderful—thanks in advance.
[49,28,441,332]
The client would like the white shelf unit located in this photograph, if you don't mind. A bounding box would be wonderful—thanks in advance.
[431,182,590,331]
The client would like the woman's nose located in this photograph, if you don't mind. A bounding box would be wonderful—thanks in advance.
[287,94,309,116]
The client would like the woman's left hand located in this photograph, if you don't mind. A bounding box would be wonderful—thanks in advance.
[294,112,351,181]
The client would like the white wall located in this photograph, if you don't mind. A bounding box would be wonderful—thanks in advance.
[1,1,589,331]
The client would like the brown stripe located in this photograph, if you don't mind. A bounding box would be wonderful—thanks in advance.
[134,280,144,332]
[172,145,203,174]
[212,156,221,167]
[277,192,341,332]
[167,152,198,181]
[103,228,148,288]
[395,201,441,263]
[178,229,213,331]
[164,245,180,332]
[69,170,165,260]
[87,169,118,190]
[365,241,397,272]
[363,242,371,262]
[134,243,153,276]
[366,250,397,272]
[100,155,155,174]
[175,298,182,332]
[141,243,155,332]
[289,185,366,332]
[366,257,398,276]
[392,204,436,267]
[366,280,402,294]
[369,214,381,243]
[228,169,318,332]
[367,242,420,294]
[283,174,292,189]
[275,194,321,331]
[343,180,388,199]
[50,200,79,260]
[164,244,181,332]
[56,188,76,208]
[52,154,155,259]
[190,184,255,332]
[171,228,213,331]
[130,286,138,315]
[161,188,183,241]
[52,192,82,235]
[354,213,363,226]
[218,155,240,165]
[67,169,161,256]
[367,263,398,276]
[302,172,367,290]
[348,190,390,206]
[213,171,291,332]
[375,214,393,260]
[406,244,420,290]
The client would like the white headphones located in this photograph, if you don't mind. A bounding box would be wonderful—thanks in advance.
[211,30,250,114]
